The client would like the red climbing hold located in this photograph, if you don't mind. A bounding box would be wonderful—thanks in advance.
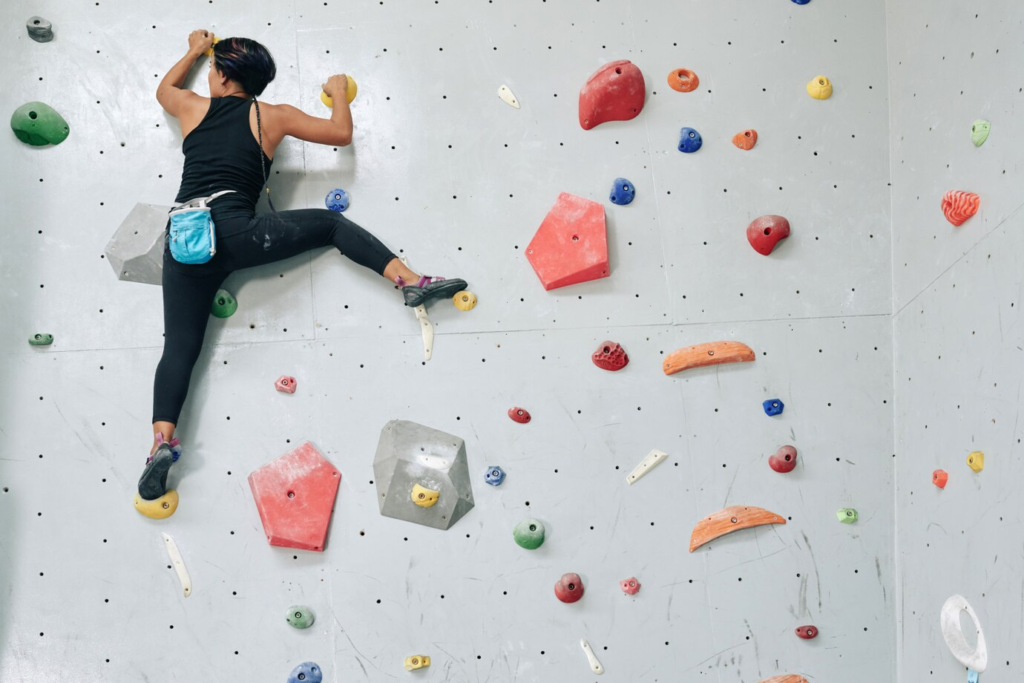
[526,192,609,291]
[275,376,297,394]
[554,573,585,603]
[932,469,948,488]
[578,60,646,130]
[732,129,758,150]
[941,190,980,227]
[795,625,819,640]
[508,407,532,424]
[746,215,791,255]
[592,341,629,371]
[769,445,798,473]
[248,442,341,552]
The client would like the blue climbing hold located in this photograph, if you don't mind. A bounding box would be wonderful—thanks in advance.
[325,188,350,212]
[678,127,703,153]
[762,399,784,417]
[609,177,635,205]
[484,466,506,486]
[287,662,323,683]
[792,0,812,4]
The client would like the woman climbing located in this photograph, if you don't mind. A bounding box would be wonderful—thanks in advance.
[140,31,465,505]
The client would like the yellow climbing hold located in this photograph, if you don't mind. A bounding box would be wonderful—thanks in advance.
[203,36,220,57]
[967,451,985,473]
[133,490,179,519]
[806,75,833,100]
[320,76,358,108]
[453,291,477,311]
[411,483,439,508]
[404,655,431,671]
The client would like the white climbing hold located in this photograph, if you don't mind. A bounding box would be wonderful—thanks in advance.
[414,304,432,361]
[580,638,604,674]
[940,594,987,673]
[626,449,668,485]
[162,532,191,598]
[498,85,520,109]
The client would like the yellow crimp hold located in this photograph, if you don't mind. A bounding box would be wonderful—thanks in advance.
[806,75,833,100]
[203,37,220,57]
[320,76,358,108]
[967,451,985,473]
[453,291,477,311]
[404,655,430,671]
[411,483,439,508]
[134,490,179,519]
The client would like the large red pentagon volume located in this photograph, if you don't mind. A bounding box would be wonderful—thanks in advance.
[526,193,609,290]
[578,60,646,130]
[248,441,341,552]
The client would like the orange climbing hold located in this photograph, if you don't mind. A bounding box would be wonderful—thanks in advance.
[667,68,699,93]
[932,469,948,488]
[663,341,755,376]
[526,193,609,291]
[732,129,758,150]
[941,190,980,226]
[248,442,341,552]
[578,60,646,130]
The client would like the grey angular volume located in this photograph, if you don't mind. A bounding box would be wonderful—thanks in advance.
[105,203,171,285]
[372,420,475,530]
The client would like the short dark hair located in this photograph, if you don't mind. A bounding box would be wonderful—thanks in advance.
[212,37,276,97]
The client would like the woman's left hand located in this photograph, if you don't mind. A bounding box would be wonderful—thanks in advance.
[188,29,214,56]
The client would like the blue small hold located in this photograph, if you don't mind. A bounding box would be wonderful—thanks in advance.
[763,399,784,417]
[791,0,812,4]
[287,662,323,683]
[325,188,349,212]
[609,177,635,205]
[484,466,506,486]
[678,127,703,153]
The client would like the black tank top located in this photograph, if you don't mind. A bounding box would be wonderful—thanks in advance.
[174,96,273,230]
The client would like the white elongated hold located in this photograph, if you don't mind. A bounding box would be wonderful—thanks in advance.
[162,532,191,598]
[626,449,668,485]
[414,305,433,361]
[498,84,520,109]
[580,638,604,675]
[940,594,987,672]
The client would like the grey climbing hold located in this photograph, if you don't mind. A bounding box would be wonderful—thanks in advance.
[26,17,54,43]
[105,203,172,286]
[372,420,475,530]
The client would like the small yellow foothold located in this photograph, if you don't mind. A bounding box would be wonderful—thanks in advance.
[133,490,179,519]
[203,37,220,57]
[967,451,985,473]
[411,483,439,508]
[321,76,358,108]
[806,75,833,100]
[453,290,477,311]
[404,655,431,671]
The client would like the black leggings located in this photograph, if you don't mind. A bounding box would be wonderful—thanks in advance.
[153,209,396,424]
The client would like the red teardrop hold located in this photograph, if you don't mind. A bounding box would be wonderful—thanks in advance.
[508,407,532,424]
[769,445,798,473]
[579,60,646,130]
[554,573,585,603]
[795,625,819,639]
[747,215,791,255]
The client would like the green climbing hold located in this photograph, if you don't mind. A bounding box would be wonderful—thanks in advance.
[286,605,315,629]
[836,507,858,524]
[211,289,237,318]
[28,333,53,346]
[971,119,991,147]
[513,518,545,550]
[11,102,69,146]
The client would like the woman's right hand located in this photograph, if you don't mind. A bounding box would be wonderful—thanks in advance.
[322,74,349,98]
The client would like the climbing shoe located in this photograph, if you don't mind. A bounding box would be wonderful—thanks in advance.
[399,275,468,308]
[138,434,181,501]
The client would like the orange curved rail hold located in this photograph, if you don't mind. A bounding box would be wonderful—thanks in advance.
[663,341,755,376]
[689,505,786,552]
[759,677,808,683]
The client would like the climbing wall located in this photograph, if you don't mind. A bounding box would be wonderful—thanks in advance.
[889,0,1024,679]
[0,0,896,681]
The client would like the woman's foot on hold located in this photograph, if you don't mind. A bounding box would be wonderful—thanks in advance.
[397,275,468,307]
[138,434,181,501]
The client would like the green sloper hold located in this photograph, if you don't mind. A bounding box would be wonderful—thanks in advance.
[971,120,991,147]
[286,605,315,629]
[513,518,545,550]
[837,508,858,524]
[211,289,237,318]
[11,102,69,146]
[28,333,53,346]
